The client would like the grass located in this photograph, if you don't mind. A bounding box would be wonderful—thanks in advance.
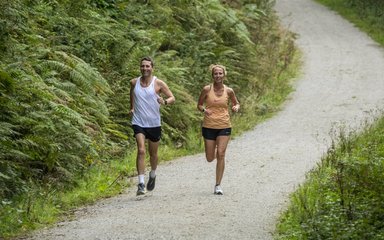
[275,1,384,239]
[0,155,136,238]
[276,116,384,239]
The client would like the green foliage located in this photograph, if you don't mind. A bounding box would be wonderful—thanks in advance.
[276,119,384,239]
[0,49,113,198]
[277,1,384,239]
[0,157,134,238]
[0,0,297,237]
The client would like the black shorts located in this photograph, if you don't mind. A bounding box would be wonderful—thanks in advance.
[202,127,231,140]
[132,125,162,142]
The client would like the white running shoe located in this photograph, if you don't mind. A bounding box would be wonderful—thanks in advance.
[214,185,223,195]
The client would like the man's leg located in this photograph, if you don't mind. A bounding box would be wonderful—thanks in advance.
[135,133,146,175]
[148,140,159,171]
[135,133,146,195]
[147,140,159,191]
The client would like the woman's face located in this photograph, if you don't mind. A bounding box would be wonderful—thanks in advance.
[212,67,225,83]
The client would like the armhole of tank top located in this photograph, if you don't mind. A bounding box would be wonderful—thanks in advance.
[135,77,140,89]
[151,76,156,87]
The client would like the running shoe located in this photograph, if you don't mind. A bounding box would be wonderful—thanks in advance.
[214,185,223,195]
[147,174,156,191]
[136,183,146,195]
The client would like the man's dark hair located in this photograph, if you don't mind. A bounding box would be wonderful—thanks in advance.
[140,56,154,67]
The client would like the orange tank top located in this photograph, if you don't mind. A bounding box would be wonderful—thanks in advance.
[202,85,231,129]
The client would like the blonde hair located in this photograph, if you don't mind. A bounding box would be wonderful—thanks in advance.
[209,64,227,77]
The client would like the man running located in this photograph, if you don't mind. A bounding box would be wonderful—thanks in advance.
[129,56,175,195]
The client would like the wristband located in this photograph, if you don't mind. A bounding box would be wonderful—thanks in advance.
[164,100,168,105]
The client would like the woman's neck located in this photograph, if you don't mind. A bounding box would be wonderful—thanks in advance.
[213,82,224,89]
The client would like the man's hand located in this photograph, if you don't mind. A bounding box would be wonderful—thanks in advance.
[157,97,166,105]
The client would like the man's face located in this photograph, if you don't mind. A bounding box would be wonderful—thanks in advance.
[140,60,153,77]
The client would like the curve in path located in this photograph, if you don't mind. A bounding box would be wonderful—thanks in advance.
[28,0,384,239]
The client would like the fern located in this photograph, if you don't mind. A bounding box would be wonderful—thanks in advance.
[0,0,296,208]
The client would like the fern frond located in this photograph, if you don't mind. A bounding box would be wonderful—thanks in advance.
[48,102,86,126]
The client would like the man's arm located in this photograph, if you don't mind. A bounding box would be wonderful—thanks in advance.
[129,78,137,114]
[157,79,175,105]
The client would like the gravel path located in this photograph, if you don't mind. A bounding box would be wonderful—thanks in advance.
[27,0,384,239]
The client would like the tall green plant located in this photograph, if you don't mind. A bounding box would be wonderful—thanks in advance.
[0,49,114,199]
[277,120,384,239]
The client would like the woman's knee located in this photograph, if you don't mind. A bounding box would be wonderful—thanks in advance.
[205,152,216,162]
[216,149,227,160]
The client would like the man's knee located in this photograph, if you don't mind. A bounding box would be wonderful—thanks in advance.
[137,148,146,157]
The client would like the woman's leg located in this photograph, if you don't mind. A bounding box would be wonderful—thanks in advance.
[204,138,217,162]
[215,135,230,185]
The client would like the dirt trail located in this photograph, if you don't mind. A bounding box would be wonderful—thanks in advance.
[27,0,384,239]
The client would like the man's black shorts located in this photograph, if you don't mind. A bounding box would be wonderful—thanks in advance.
[202,127,231,140]
[132,125,162,142]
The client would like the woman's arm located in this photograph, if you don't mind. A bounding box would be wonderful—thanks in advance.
[197,85,209,113]
[228,87,240,112]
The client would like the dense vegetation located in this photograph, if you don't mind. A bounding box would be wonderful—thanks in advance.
[277,119,384,239]
[276,0,384,239]
[0,0,297,237]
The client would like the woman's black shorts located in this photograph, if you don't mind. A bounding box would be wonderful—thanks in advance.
[202,127,231,140]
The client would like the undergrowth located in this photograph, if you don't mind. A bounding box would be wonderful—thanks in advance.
[276,116,384,239]
[276,1,384,239]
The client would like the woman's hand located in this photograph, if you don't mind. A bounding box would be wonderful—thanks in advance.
[232,105,240,113]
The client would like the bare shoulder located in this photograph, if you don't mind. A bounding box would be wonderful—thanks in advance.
[226,85,235,95]
[156,78,167,87]
[130,78,138,86]
[202,84,211,92]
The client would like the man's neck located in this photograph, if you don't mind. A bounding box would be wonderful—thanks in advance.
[141,75,153,83]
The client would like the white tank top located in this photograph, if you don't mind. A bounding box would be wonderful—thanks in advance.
[131,76,161,127]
